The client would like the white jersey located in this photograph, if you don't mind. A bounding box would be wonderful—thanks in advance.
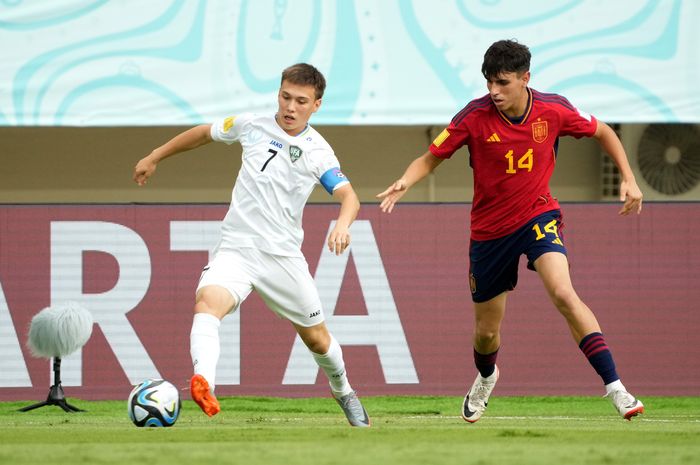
[210,113,349,257]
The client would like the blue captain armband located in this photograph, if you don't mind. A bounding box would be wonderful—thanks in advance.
[320,167,350,195]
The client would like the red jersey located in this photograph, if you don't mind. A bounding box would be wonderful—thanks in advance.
[429,88,597,240]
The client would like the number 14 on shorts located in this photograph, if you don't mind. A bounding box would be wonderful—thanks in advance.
[532,219,563,245]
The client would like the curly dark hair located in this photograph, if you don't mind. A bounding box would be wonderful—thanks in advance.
[281,63,326,99]
[481,40,531,80]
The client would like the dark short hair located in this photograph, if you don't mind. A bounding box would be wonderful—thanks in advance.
[481,40,531,80]
[281,63,326,99]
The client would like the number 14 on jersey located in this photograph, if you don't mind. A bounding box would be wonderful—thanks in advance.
[505,149,533,174]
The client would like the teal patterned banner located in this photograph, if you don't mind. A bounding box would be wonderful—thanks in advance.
[1,0,697,126]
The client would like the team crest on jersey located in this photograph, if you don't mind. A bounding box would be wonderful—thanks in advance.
[532,120,548,143]
[289,145,303,163]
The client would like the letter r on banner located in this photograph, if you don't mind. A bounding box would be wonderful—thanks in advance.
[51,221,158,385]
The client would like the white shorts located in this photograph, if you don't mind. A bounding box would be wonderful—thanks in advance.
[196,247,324,327]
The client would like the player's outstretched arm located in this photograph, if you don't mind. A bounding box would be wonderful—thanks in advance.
[133,124,213,186]
[593,121,643,215]
[327,184,360,256]
[376,151,444,213]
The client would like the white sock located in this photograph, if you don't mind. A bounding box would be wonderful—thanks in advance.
[190,312,221,391]
[312,336,353,397]
[605,379,625,395]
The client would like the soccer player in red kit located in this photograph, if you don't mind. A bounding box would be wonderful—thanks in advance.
[377,40,644,422]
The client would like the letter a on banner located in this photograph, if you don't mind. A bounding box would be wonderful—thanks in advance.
[283,220,419,384]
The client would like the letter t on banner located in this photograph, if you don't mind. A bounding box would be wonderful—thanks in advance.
[170,221,240,385]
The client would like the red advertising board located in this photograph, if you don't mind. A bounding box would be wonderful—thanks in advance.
[0,203,698,401]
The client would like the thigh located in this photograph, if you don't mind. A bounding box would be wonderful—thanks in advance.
[195,285,238,319]
[524,210,567,270]
[533,251,574,293]
[254,253,324,327]
[196,249,255,313]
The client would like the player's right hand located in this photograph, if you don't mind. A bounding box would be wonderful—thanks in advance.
[376,179,408,213]
[133,155,157,186]
[618,177,643,215]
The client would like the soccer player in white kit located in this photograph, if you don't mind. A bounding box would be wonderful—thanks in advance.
[133,63,370,427]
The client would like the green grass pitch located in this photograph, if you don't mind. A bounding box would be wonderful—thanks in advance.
[1,396,698,465]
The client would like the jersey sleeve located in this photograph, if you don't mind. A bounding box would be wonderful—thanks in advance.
[558,101,598,139]
[315,152,350,195]
[428,119,471,159]
[210,113,252,145]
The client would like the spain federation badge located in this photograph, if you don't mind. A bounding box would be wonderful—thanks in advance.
[289,145,303,163]
[532,120,548,143]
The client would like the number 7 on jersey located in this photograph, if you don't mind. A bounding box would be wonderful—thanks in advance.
[261,149,278,171]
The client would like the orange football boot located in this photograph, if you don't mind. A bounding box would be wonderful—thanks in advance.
[190,374,221,417]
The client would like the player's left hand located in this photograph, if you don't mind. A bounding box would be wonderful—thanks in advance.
[327,227,351,255]
[619,178,643,215]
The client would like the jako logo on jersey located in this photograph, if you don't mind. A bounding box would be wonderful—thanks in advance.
[308,310,321,318]
[270,139,283,149]
[486,133,501,143]
[289,145,303,163]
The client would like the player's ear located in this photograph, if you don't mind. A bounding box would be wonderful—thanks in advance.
[312,98,322,113]
[521,71,531,86]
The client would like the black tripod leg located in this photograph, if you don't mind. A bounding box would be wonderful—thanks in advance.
[61,400,85,412]
[18,401,50,412]
[18,358,86,413]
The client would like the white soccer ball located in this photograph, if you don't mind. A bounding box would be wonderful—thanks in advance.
[127,379,181,427]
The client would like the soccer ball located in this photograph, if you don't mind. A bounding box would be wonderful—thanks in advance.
[127,379,181,427]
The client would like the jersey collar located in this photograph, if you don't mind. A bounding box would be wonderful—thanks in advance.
[496,88,533,126]
[274,113,310,138]
[295,124,310,138]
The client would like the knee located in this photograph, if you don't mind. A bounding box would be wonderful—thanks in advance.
[194,286,237,320]
[298,326,331,354]
[474,330,498,347]
[193,300,216,315]
[549,286,581,314]
[474,323,499,347]
[305,334,330,354]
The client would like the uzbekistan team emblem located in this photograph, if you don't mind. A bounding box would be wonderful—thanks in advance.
[532,120,548,143]
[289,145,303,163]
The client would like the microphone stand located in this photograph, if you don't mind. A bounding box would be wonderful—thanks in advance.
[19,357,85,412]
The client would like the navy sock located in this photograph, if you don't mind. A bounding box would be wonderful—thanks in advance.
[579,332,619,385]
[474,348,498,378]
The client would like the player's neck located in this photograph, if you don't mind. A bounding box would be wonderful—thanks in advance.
[502,88,530,119]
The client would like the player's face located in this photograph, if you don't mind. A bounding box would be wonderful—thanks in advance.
[486,71,530,117]
[276,82,322,136]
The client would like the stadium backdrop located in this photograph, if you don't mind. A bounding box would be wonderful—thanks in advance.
[1,1,699,400]
[1,203,698,400]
